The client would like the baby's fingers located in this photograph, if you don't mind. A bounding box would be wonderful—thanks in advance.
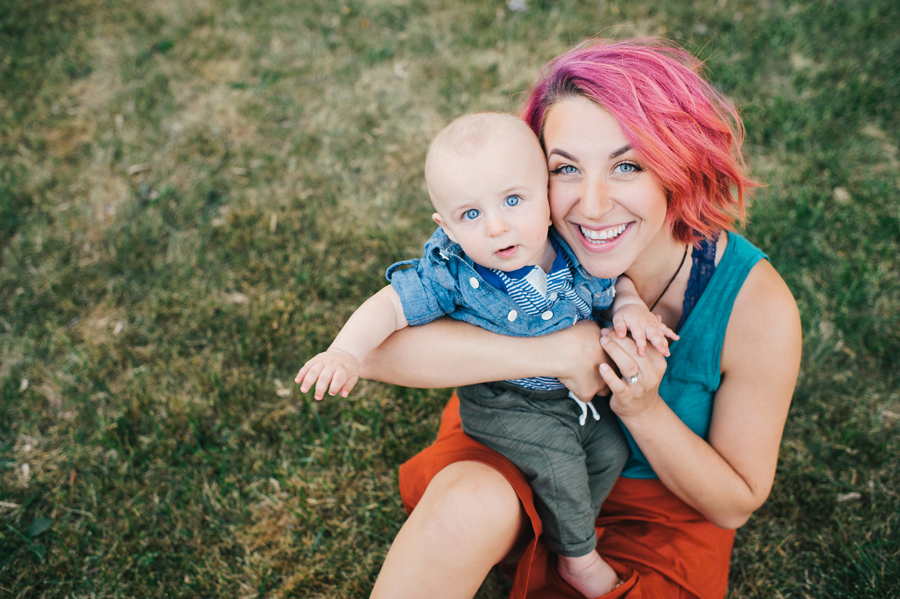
[657,318,679,341]
[339,375,359,398]
[298,361,323,393]
[295,363,311,385]
[645,327,672,357]
[313,367,337,401]
[612,313,629,339]
[630,325,649,357]
[327,369,356,398]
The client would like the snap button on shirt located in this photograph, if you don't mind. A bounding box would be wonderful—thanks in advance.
[507,310,517,322]
[469,277,479,289]
[541,310,553,320]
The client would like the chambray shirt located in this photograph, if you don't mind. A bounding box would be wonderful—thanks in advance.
[385,227,616,339]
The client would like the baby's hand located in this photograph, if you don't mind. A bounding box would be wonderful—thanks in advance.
[294,348,360,400]
[611,304,679,357]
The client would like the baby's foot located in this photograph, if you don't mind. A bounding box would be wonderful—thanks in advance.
[558,551,620,598]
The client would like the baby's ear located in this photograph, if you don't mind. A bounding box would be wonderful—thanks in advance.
[432,213,459,243]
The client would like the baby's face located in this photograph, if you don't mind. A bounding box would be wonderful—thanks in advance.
[429,131,552,272]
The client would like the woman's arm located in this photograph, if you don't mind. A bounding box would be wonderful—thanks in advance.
[360,317,611,399]
[601,260,801,528]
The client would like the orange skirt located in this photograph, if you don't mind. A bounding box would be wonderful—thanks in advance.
[399,393,736,599]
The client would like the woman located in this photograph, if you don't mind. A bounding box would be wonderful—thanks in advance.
[361,38,802,599]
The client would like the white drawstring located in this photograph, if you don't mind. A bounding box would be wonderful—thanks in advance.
[568,392,601,426]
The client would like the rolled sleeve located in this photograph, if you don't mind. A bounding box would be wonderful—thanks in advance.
[385,259,458,326]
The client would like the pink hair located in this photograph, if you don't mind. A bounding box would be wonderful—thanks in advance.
[522,38,758,244]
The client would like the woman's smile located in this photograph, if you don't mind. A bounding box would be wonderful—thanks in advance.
[579,223,630,244]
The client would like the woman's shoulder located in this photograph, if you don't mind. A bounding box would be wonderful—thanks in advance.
[721,241,801,369]
[725,230,796,321]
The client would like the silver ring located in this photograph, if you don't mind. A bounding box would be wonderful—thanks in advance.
[627,372,641,384]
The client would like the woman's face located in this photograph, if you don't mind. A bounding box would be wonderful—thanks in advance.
[543,97,670,279]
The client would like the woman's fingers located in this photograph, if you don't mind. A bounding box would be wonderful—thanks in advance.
[599,332,669,419]
[600,334,641,381]
[599,362,630,395]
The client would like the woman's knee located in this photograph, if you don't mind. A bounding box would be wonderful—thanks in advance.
[415,461,524,550]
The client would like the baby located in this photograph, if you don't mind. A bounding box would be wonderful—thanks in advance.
[296,112,676,597]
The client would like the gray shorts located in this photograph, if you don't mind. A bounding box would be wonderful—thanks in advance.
[457,381,629,557]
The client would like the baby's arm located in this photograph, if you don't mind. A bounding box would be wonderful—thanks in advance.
[609,276,678,357]
[295,286,409,400]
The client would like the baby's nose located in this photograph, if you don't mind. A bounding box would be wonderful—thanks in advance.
[486,215,510,236]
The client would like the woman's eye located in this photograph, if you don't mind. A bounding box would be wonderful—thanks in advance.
[504,195,521,207]
[552,164,578,175]
[615,162,642,174]
[463,209,480,220]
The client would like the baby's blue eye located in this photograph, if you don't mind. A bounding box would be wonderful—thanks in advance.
[504,195,521,207]
[463,208,480,220]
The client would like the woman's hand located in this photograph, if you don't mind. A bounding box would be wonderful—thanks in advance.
[551,319,611,401]
[597,328,668,418]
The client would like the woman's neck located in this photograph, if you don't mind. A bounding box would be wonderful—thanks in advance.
[626,234,690,309]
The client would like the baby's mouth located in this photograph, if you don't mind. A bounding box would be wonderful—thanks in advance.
[579,223,628,244]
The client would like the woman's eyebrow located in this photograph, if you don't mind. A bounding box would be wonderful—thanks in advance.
[547,148,576,161]
[609,145,631,159]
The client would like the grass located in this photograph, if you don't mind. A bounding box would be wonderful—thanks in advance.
[1,0,898,597]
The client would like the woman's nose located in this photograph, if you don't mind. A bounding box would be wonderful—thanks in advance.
[582,177,614,219]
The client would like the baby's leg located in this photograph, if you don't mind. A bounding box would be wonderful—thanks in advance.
[458,385,626,598]
[558,398,628,596]
[558,551,620,598]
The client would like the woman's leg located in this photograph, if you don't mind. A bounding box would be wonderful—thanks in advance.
[370,461,527,599]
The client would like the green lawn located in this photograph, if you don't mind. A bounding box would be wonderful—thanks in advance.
[1,1,898,597]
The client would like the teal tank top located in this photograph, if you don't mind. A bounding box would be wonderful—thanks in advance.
[620,232,768,479]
